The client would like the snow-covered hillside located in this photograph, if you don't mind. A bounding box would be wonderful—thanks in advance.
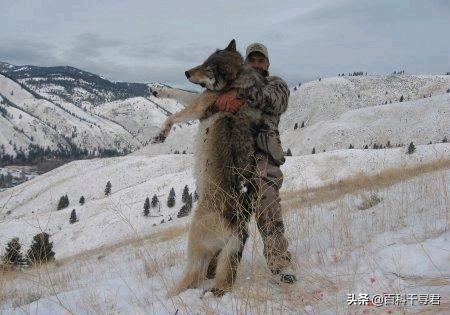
[91,96,185,144]
[0,143,448,259]
[0,154,197,258]
[1,70,450,314]
[0,75,188,158]
[282,93,450,155]
[0,62,151,108]
[283,74,450,128]
[0,63,193,159]
[0,74,142,155]
[137,74,450,156]
[1,143,449,314]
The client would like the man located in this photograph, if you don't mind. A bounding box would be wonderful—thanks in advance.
[214,43,296,284]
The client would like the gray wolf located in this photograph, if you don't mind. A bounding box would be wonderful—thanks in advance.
[153,39,268,297]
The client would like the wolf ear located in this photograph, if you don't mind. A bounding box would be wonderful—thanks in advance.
[225,39,236,52]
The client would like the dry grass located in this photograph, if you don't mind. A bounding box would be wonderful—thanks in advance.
[282,158,450,210]
[144,250,184,279]
[1,158,449,314]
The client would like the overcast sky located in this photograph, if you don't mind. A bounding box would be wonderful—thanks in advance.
[1,0,449,88]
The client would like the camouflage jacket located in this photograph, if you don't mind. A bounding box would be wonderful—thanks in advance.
[237,74,290,166]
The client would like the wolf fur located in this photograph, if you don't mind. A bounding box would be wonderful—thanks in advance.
[153,40,267,297]
[150,86,199,106]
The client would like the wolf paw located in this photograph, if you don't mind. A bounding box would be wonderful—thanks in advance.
[210,287,227,297]
[151,132,167,144]
[200,287,227,298]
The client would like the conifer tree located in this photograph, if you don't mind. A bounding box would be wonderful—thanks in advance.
[312,148,316,154]
[443,136,448,143]
[407,142,416,154]
[2,237,26,267]
[151,194,159,208]
[177,204,189,218]
[57,196,65,210]
[193,190,199,201]
[182,185,190,203]
[187,193,193,210]
[143,197,150,216]
[286,148,292,156]
[27,232,55,264]
[105,181,112,196]
[399,95,404,102]
[57,194,69,210]
[79,196,85,205]
[294,123,298,130]
[167,187,175,208]
[301,121,305,128]
[70,209,77,224]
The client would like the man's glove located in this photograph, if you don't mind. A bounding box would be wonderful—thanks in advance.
[214,90,244,113]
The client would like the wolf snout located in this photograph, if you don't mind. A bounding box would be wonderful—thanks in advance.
[185,71,191,79]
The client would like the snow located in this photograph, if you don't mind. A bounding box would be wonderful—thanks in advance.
[282,93,450,155]
[284,75,450,128]
[135,75,450,157]
[91,97,178,144]
[0,74,196,158]
[0,74,143,154]
[1,72,449,314]
[1,143,449,314]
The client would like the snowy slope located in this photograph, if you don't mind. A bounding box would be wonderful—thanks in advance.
[0,71,198,158]
[0,74,143,155]
[1,143,449,314]
[282,74,450,129]
[0,62,151,108]
[0,154,196,258]
[136,75,450,156]
[282,93,450,155]
[91,96,186,144]
[0,143,448,259]
[0,95,61,154]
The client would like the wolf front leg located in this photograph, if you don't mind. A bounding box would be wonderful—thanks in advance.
[154,90,219,142]
[150,86,200,105]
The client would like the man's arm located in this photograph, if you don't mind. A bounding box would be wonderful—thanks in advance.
[237,76,290,115]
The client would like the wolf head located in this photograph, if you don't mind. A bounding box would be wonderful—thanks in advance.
[185,39,244,91]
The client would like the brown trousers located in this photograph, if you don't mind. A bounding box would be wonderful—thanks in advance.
[251,151,292,273]
[206,150,291,278]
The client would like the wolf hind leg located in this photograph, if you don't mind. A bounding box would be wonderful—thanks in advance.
[210,227,248,297]
[167,204,222,297]
[166,249,216,297]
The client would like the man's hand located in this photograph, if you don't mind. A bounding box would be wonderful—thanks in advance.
[214,90,244,113]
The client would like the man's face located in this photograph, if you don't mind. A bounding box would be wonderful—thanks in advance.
[246,52,269,71]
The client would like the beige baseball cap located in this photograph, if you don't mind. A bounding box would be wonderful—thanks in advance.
[246,43,269,61]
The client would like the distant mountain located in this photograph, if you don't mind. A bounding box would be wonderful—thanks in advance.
[0,62,184,163]
[0,61,153,108]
